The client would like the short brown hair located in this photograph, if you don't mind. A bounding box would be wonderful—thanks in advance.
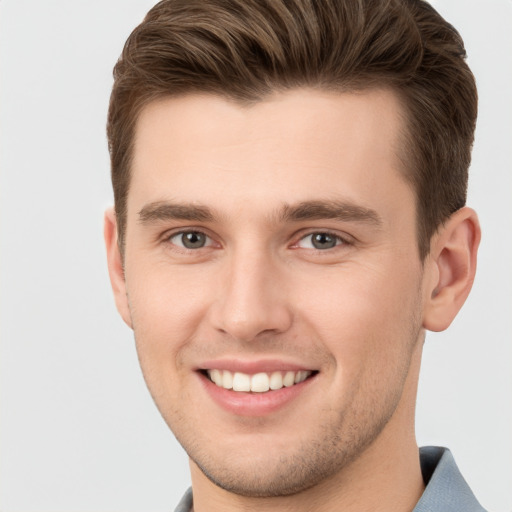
[107,0,477,259]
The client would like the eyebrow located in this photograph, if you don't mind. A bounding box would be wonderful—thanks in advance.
[279,200,383,226]
[138,199,382,227]
[138,201,215,223]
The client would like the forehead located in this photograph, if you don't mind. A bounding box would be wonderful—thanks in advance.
[129,88,412,223]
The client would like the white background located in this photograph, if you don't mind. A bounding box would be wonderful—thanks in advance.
[0,1,510,510]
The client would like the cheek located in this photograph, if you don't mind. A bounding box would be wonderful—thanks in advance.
[294,261,423,374]
[125,262,215,381]
[128,259,211,328]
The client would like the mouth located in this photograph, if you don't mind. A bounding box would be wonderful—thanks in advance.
[196,360,320,416]
[201,369,317,393]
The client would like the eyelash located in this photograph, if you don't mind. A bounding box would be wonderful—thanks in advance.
[294,230,351,250]
[162,229,352,253]
[165,230,216,251]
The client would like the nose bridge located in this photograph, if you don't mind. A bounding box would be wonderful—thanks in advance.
[212,242,292,341]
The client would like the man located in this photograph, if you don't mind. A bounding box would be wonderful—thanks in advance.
[104,0,485,510]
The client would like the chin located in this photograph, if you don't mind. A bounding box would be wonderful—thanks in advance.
[183,412,391,498]
[193,451,336,497]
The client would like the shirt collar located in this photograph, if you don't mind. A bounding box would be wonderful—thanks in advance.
[413,446,486,512]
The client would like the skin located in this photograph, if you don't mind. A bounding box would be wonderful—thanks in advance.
[105,88,480,511]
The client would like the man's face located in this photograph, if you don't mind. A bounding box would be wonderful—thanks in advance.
[117,89,430,496]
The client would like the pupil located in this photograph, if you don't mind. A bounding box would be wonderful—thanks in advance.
[182,232,205,248]
[312,233,336,249]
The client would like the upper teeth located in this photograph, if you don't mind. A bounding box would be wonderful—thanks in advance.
[206,369,312,393]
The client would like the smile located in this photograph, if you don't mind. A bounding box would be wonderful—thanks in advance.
[205,369,314,393]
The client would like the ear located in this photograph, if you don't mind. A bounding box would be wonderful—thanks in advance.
[422,207,481,332]
[104,208,133,329]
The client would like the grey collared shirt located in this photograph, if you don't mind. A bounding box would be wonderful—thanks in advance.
[414,446,487,512]
[174,446,487,512]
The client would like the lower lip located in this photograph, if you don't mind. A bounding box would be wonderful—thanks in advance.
[198,372,317,417]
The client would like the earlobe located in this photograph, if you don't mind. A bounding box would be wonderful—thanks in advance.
[422,207,481,332]
[104,208,133,329]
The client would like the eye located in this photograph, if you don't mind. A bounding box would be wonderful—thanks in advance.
[169,231,212,249]
[297,232,344,250]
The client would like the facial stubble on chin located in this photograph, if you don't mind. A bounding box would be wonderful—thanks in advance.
[190,416,394,498]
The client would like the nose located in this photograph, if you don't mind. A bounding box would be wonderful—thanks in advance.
[209,250,293,342]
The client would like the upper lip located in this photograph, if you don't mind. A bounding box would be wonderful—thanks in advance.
[197,358,316,374]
